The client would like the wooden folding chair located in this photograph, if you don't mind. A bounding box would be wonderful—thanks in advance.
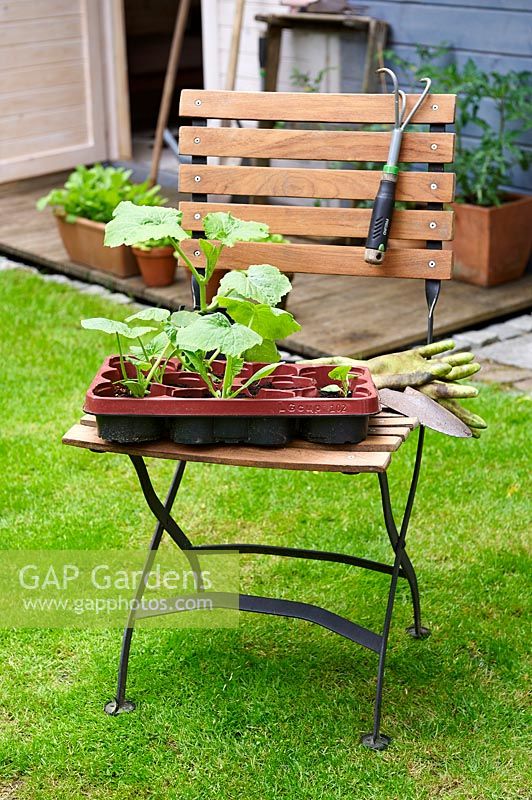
[63,87,455,749]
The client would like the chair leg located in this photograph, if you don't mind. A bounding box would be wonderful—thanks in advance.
[362,430,429,750]
[104,459,187,715]
[361,472,402,750]
[381,428,431,638]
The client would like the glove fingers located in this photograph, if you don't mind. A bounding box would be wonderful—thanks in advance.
[419,382,479,400]
[441,352,475,366]
[431,361,453,378]
[443,363,481,381]
[438,398,488,429]
[432,380,479,399]
[418,384,441,400]
[373,371,433,390]
[417,339,455,358]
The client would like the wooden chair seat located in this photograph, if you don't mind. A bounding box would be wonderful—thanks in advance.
[63,412,419,474]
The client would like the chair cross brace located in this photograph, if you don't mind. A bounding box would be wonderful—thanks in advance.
[104,432,430,751]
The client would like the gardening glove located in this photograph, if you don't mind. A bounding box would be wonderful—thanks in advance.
[297,340,458,390]
[418,383,487,438]
[297,339,487,436]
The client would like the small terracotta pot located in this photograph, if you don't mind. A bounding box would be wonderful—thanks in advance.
[447,193,532,287]
[132,246,177,287]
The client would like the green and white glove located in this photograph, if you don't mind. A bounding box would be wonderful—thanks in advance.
[297,339,487,437]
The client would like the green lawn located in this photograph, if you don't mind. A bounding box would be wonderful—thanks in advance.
[1,267,530,800]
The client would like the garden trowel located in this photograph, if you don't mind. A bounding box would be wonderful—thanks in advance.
[378,387,472,437]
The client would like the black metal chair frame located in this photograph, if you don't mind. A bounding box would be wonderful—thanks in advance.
[101,113,447,751]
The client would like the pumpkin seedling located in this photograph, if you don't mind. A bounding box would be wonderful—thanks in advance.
[104,204,272,311]
[80,316,164,397]
[327,365,360,398]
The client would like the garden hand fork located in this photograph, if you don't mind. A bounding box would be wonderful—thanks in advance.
[364,68,432,265]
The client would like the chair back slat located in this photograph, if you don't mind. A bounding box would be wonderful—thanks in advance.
[179,127,455,164]
[179,239,452,280]
[180,165,455,204]
[180,202,454,241]
[178,89,455,282]
[180,89,456,124]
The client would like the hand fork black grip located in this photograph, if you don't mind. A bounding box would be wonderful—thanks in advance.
[364,178,397,264]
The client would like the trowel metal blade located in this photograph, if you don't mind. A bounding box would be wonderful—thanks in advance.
[378,387,472,437]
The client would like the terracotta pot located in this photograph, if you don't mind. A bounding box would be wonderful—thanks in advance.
[54,212,138,277]
[448,193,532,287]
[132,246,177,287]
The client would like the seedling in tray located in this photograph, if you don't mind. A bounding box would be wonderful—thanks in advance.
[104,203,276,312]
[326,365,361,398]
[82,232,301,399]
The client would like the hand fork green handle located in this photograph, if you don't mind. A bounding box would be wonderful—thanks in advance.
[364,68,432,266]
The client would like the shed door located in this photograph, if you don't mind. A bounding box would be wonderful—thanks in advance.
[0,0,118,183]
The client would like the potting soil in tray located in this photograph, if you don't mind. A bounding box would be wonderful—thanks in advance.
[84,358,380,446]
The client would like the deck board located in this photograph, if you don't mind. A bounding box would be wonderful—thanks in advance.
[1,172,531,359]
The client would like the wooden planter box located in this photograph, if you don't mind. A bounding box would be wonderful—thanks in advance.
[55,212,139,278]
[450,193,532,287]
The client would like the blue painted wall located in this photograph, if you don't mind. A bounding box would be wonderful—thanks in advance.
[340,0,532,192]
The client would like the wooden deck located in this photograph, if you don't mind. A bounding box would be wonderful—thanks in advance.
[2,173,531,358]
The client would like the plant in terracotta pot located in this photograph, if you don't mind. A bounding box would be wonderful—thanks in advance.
[387,45,532,286]
[131,237,177,287]
[36,164,166,277]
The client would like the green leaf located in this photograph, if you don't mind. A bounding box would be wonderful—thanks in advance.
[174,312,261,358]
[202,212,269,247]
[328,365,352,382]
[199,239,222,281]
[130,331,170,359]
[217,265,292,306]
[220,355,245,397]
[230,363,280,398]
[126,357,152,372]
[104,202,190,247]
[218,297,300,339]
[165,311,199,350]
[169,310,199,328]
[243,339,281,363]
[80,317,156,339]
[120,379,149,398]
[126,308,170,323]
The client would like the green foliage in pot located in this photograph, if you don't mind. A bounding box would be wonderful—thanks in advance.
[36,164,167,223]
[81,263,298,399]
[385,44,532,207]
[132,237,175,252]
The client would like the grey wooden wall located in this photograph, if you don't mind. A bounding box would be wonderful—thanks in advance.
[340,0,532,193]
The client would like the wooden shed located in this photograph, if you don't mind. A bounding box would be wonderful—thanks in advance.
[0,0,203,184]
